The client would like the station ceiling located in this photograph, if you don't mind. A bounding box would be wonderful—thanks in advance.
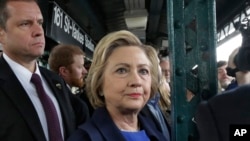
[39,0,250,48]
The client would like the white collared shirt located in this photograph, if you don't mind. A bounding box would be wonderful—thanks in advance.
[3,53,64,140]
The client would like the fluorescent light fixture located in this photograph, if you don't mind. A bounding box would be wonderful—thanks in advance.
[162,39,169,47]
[125,16,147,29]
[124,9,148,29]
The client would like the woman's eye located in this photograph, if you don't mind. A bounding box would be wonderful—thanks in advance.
[139,69,149,75]
[116,68,127,74]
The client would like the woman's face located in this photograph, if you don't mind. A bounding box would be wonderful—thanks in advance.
[102,46,152,112]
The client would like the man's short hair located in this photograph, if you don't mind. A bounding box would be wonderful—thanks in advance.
[0,0,38,29]
[217,61,227,68]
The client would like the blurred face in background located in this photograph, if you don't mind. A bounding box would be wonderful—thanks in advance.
[65,54,87,88]
[102,46,152,113]
[218,64,233,89]
[160,59,171,83]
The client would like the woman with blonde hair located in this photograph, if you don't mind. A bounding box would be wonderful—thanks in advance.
[140,46,171,140]
[68,30,167,141]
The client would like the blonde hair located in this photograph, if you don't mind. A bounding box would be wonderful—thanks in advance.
[145,45,171,111]
[86,30,160,108]
[158,76,171,111]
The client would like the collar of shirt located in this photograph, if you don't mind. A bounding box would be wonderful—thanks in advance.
[3,53,41,83]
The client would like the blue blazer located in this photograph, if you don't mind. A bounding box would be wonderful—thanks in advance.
[0,56,89,141]
[196,85,250,141]
[67,107,168,141]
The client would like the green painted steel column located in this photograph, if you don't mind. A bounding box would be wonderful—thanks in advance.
[167,0,217,140]
[196,0,217,100]
[167,0,188,140]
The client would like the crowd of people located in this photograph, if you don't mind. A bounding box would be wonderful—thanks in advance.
[196,19,250,141]
[0,0,89,140]
[0,0,171,140]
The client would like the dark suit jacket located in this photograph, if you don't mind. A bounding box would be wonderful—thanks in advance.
[76,89,95,116]
[196,85,250,141]
[0,56,89,141]
[67,107,168,141]
[141,105,171,138]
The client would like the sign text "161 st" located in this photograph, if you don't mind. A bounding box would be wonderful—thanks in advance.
[53,6,84,46]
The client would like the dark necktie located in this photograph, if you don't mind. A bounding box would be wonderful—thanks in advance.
[31,73,63,141]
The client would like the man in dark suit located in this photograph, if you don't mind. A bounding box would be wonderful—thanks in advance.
[48,44,94,116]
[196,85,250,141]
[196,23,250,141]
[0,0,88,140]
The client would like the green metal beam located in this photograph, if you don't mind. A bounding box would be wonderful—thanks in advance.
[167,0,217,140]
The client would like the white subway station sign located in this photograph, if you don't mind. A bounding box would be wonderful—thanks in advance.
[46,2,95,58]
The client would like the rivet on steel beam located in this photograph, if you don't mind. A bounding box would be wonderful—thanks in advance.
[177,115,185,123]
[174,21,182,29]
[200,45,207,51]
[176,68,184,76]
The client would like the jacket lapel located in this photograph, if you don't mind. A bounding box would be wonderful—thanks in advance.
[0,57,46,141]
[139,114,168,140]
[92,108,126,141]
[92,107,167,141]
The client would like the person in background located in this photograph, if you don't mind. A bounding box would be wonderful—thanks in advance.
[225,47,250,91]
[0,0,88,140]
[195,25,250,141]
[159,56,171,83]
[67,30,167,141]
[48,44,93,116]
[48,44,88,90]
[217,60,234,92]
